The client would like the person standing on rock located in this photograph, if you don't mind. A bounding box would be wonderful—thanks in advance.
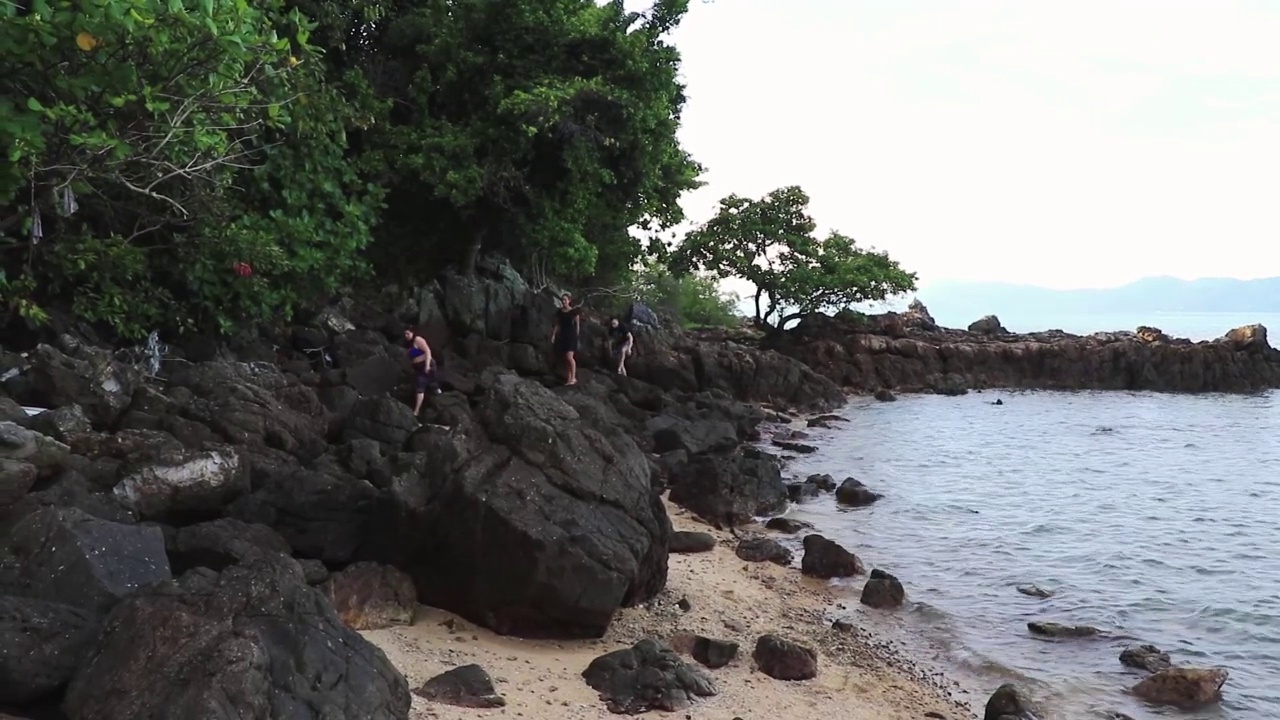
[608,317,634,376]
[551,293,581,385]
[403,327,439,416]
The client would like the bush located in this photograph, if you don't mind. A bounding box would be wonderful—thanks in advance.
[631,262,739,329]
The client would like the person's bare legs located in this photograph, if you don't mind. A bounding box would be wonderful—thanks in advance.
[413,391,424,416]
[616,349,628,376]
[565,351,577,385]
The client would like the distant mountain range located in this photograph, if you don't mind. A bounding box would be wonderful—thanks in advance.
[914,276,1280,318]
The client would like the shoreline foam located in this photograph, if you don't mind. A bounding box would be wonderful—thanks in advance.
[363,499,973,720]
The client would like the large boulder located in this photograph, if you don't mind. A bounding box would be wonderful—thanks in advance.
[1131,666,1228,708]
[668,446,788,527]
[365,371,670,639]
[967,315,1007,335]
[1220,324,1269,353]
[0,507,171,615]
[112,446,246,522]
[0,421,70,478]
[581,638,717,714]
[62,556,411,720]
[163,518,292,574]
[0,596,101,705]
[21,339,141,427]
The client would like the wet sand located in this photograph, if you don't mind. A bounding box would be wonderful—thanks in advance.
[363,498,974,720]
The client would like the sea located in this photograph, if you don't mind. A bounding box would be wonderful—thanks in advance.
[772,312,1280,719]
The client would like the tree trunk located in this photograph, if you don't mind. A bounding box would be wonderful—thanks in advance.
[753,289,764,326]
[462,226,484,277]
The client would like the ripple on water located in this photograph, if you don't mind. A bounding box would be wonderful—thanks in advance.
[784,390,1280,720]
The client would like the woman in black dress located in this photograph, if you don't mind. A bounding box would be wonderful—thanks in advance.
[550,293,581,385]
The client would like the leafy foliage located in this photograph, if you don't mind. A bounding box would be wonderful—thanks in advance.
[341,0,702,280]
[630,260,739,328]
[1,0,702,338]
[1,0,380,337]
[671,186,917,328]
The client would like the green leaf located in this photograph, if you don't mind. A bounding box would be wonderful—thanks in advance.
[26,97,44,111]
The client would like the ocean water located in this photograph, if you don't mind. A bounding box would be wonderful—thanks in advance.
[778,390,1280,719]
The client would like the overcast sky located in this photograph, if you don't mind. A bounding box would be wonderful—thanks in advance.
[654,0,1280,291]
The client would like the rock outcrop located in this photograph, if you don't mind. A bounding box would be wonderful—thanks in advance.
[767,306,1280,394]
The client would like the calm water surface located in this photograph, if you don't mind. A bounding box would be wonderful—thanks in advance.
[777,390,1280,719]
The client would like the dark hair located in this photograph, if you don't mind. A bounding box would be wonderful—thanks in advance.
[561,292,571,301]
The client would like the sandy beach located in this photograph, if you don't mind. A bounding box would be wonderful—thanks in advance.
[363,498,973,720]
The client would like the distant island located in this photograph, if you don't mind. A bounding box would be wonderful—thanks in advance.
[911,276,1280,316]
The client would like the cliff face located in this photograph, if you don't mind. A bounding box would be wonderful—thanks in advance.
[765,308,1279,395]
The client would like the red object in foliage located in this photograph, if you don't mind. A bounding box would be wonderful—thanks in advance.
[233,262,253,277]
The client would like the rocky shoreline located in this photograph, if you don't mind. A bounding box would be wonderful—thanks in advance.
[764,302,1279,395]
[0,262,1249,719]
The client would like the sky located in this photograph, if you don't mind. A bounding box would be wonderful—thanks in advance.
[646,0,1280,292]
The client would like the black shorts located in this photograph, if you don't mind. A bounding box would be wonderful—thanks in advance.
[414,361,438,393]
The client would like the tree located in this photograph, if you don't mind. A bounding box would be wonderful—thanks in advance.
[340,0,702,281]
[631,259,739,328]
[1,0,381,337]
[670,186,916,329]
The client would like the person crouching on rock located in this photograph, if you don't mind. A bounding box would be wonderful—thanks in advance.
[403,327,439,416]
[551,293,581,385]
[608,317,633,376]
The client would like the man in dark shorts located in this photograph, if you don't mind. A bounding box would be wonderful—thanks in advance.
[550,293,581,385]
[403,327,439,416]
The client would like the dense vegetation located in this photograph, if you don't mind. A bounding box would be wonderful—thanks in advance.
[671,186,917,328]
[1,0,909,339]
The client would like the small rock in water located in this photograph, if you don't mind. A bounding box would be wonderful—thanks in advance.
[764,517,813,534]
[416,664,506,708]
[1131,666,1228,708]
[1015,584,1052,599]
[1119,643,1172,673]
[873,388,896,402]
[983,683,1038,719]
[860,568,905,609]
[1027,621,1102,639]
[834,477,882,507]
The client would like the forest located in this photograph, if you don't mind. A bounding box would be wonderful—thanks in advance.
[1,0,913,339]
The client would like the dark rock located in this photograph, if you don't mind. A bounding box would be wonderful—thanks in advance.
[772,440,817,454]
[0,459,37,510]
[1120,644,1172,673]
[668,447,787,527]
[227,467,378,566]
[4,472,135,526]
[764,517,813,534]
[835,477,882,507]
[800,534,863,578]
[22,340,140,427]
[752,634,817,681]
[804,473,836,491]
[415,664,505,709]
[344,396,419,447]
[0,596,100,705]
[364,372,669,639]
[690,636,739,669]
[1015,584,1052,599]
[1220,324,1269,353]
[62,556,411,720]
[322,562,417,631]
[786,481,820,503]
[0,507,170,615]
[28,405,92,442]
[581,638,717,714]
[0,422,69,479]
[344,356,403,398]
[298,559,330,585]
[734,536,792,566]
[627,302,660,328]
[0,397,26,424]
[111,446,246,522]
[831,619,854,633]
[164,518,292,574]
[860,568,905,609]
[1027,621,1101,638]
[649,416,738,456]
[669,531,716,554]
[873,388,897,402]
[984,683,1037,719]
[1131,667,1228,708]
[968,315,1007,335]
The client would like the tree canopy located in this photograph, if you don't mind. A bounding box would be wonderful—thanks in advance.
[670,186,917,328]
[1,0,700,338]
